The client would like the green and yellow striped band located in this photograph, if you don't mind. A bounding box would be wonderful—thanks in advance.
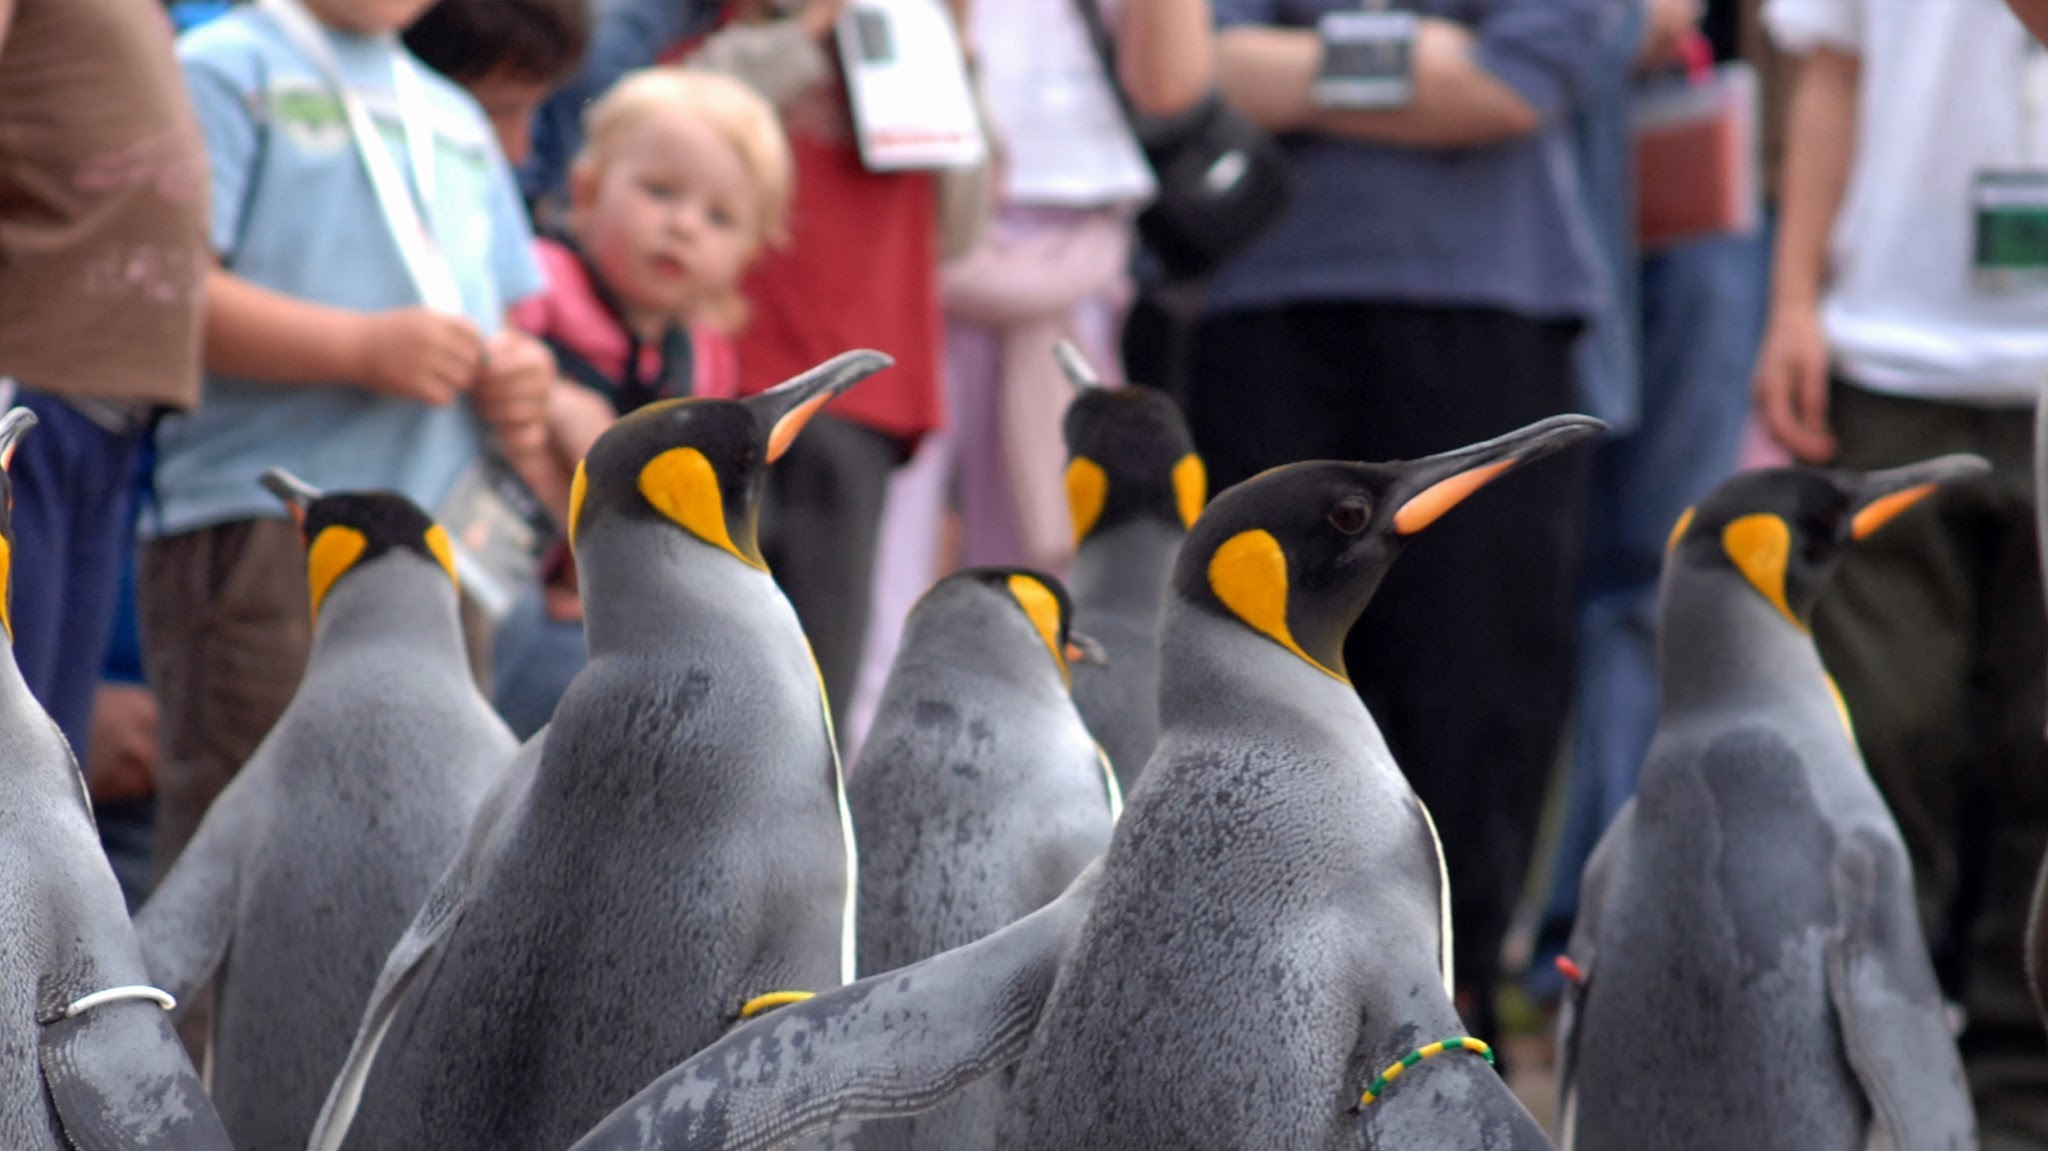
[1358,1036,1495,1107]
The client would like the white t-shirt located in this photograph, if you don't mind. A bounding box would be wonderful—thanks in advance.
[1767,0,2048,405]
[971,0,1155,209]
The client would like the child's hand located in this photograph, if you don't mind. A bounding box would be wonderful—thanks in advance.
[355,307,485,406]
[475,329,556,454]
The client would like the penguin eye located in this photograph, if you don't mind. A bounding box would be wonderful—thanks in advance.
[1328,497,1371,535]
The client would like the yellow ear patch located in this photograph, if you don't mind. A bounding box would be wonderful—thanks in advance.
[1006,574,1069,680]
[1172,454,1207,530]
[1066,457,1108,544]
[1666,506,1696,556]
[306,525,369,622]
[1393,461,1514,536]
[639,447,765,570]
[423,524,460,591]
[768,392,833,463]
[1207,529,1346,682]
[0,535,13,641]
[1851,484,1936,540]
[567,459,589,549]
[1721,513,1800,628]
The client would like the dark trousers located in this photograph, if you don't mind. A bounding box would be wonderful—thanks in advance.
[759,413,900,731]
[1187,303,1592,1047]
[1812,380,2048,1149]
[10,389,147,758]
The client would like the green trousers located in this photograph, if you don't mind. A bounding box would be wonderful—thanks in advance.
[1813,379,2048,1147]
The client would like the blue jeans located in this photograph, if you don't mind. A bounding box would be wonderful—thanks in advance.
[1526,225,1770,1000]
[490,585,586,741]
[9,389,148,758]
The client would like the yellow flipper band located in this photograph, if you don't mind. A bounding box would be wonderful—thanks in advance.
[639,447,765,570]
[1207,530,1345,682]
[738,991,815,1020]
[1172,453,1207,530]
[1721,514,1800,628]
[1066,457,1108,544]
[306,525,368,623]
[1358,1037,1494,1108]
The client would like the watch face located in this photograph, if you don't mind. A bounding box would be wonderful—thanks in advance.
[1314,10,1417,110]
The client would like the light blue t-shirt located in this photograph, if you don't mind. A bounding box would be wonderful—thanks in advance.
[151,7,544,537]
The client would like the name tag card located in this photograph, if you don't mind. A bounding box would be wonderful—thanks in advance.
[435,452,556,622]
[1973,171,2048,293]
[837,0,987,172]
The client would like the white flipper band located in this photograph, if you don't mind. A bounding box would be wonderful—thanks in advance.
[62,985,177,1019]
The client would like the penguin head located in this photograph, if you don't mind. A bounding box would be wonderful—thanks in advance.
[1055,341,1205,544]
[565,349,892,567]
[261,469,459,623]
[0,407,38,642]
[1174,414,1604,681]
[939,567,1084,685]
[1665,453,1992,627]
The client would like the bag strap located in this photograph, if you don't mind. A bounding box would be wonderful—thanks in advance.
[1069,0,1143,130]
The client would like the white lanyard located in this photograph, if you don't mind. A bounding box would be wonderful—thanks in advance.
[256,0,464,315]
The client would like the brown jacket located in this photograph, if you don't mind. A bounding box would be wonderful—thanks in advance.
[0,0,209,409]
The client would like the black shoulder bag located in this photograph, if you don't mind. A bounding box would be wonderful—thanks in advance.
[1074,0,1296,283]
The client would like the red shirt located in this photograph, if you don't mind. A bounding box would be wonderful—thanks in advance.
[733,134,945,445]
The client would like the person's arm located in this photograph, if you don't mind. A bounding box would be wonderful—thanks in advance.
[2011,0,2048,48]
[0,0,16,56]
[1752,44,1858,462]
[203,267,484,406]
[1215,0,1619,148]
[1118,0,1215,119]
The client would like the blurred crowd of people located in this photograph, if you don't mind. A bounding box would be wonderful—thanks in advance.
[2,0,2046,1142]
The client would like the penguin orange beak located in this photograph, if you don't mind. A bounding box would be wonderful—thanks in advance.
[1389,414,1606,536]
[0,408,37,474]
[259,467,326,533]
[1844,453,1990,540]
[745,349,895,463]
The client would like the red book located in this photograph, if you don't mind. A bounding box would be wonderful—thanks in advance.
[1634,61,1760,251]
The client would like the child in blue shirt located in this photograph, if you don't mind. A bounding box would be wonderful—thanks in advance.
[141,0,554,877]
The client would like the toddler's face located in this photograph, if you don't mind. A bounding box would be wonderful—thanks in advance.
[573,108,763,328]
[303,0,437,35]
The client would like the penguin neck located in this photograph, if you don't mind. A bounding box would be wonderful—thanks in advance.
[576,523,783,655]
[1071,517,1183,614]
[1656,560,1834,720]
[311,560,469,668]
[895,606,1068,704]
[1158,594,1370,736]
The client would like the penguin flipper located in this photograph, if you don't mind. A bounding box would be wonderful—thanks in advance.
[568,863,1100,1151]
[1825,832,1977,1151]
[307,734,542,1151]
[1555,796,1632,1118]
[40,997,234,1150]
[131,805,245,1008]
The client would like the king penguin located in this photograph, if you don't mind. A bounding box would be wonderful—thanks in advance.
[562,414,1599,1151]
[1556,459,1987,1151]
[132,470,515,1151]
[849,566,1121,1151]
[306,350,892,1151]
[0,408,234,1151]
[1056,342,1205,793]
